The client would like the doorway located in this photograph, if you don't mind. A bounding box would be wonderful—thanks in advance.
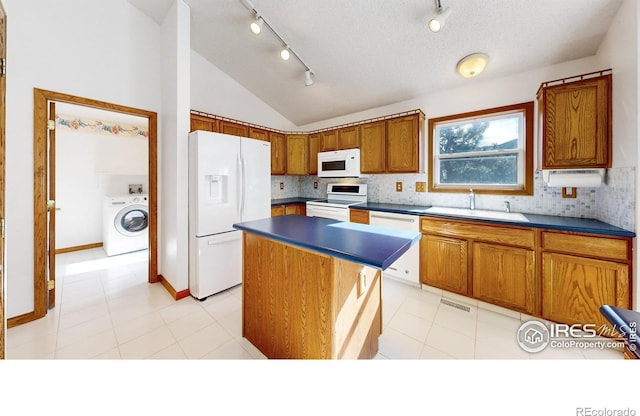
[7,89,157,327]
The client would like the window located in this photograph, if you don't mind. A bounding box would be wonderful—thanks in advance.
[428,102,534,195]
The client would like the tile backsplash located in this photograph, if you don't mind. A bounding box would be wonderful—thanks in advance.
[272,166,635,232]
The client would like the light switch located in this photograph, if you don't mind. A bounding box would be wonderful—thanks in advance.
[416,182,426,192]
[279,182,284,190]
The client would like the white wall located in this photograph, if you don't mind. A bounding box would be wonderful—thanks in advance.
[191,50,296,131]
[594,0,638,308]
[5,0,162,317]
[56,128,148,249]
[159,0,191,294]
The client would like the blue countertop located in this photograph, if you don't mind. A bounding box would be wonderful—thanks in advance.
[271,197,319,206]
[233,215,421,270]
[351,202,635,238]
[599,305,640,358]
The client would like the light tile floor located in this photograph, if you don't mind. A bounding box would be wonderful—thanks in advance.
[6,247,624,360]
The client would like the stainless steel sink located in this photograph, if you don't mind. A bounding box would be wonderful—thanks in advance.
[425,206,529,222]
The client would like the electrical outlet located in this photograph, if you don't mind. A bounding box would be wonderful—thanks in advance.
[396,182,403,192]
[279,182,284,190]
[314,181,318,189]
[416,182,426,192]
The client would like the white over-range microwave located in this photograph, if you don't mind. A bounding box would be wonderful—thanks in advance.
[317,149,361,178]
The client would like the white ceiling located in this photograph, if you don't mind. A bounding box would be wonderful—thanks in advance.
[128,0,623,126]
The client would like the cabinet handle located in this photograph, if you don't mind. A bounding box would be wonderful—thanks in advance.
[571,138,578,159]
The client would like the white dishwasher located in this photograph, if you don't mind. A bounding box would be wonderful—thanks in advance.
[369,211,420,286]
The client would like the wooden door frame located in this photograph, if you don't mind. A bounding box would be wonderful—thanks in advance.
[0,0,6,358]
[7,89,158,327]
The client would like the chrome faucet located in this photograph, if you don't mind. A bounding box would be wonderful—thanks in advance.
[504,201,511,213]
[469,189,475,210]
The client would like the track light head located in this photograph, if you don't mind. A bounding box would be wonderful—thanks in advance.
[304,70,314,86]
[428,6,451,33]
[280,47,291,60]
[250,16,263,35]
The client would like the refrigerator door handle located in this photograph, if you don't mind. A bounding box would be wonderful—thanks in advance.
[240,154,247,217]
[237,153,243,217]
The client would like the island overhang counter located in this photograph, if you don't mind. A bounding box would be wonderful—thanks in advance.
[233,215,421,359]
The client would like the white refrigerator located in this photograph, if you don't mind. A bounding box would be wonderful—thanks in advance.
[188,130,271,300]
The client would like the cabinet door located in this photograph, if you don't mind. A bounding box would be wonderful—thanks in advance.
[249,127,269,142]
[420,234,468,295]
[269,132,286,175]
[286,134,309,175]
[386,114,420,172]
[271,206,285,217]
[360,121,386,173]
[349,209,369,224]
[190,115,217,133]
[284,203,306,216]
[542,252,629,329]
[540,75,611,168]
[338,126,360,149]
[220,120,249,137]
[308,133,319,174]
[472,242,536,314]
[320,130,338,151]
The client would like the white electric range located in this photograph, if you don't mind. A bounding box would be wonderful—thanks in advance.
[306,183,367,222]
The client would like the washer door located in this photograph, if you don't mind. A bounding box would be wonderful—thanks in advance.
[114,204,149,237]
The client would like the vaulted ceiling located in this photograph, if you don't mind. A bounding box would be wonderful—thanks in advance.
[129,0,624,126]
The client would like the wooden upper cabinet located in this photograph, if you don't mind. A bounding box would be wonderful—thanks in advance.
[320,129,338,151]
[190,114,218,133]
[338,126,360,149]
[269,132,286,175]
[308,133,320,175]
[537,73,612,169]
[249,127,270,142]
[286,134,309,175]
[219,120,249,137]
[359,121,386,173]
[386,113,423,173]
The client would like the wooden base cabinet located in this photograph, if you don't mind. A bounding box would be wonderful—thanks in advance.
[420,234,468,296]
[472,242,536,314]
[271,203,306,217]
[542,252,629,329]
[242,232,382,359]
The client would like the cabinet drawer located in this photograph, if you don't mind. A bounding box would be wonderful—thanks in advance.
[420,218,535,249]
[541,231,629,261]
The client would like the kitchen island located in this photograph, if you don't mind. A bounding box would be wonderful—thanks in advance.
[233,215,421,359]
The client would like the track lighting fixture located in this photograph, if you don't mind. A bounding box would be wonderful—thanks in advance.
[280,46,290,61]
[250,16,263,35]
[428,0,451,33]
[240,0,315,86]
[304,70,314,86]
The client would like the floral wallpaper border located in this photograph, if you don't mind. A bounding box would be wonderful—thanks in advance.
[56,114,148,139]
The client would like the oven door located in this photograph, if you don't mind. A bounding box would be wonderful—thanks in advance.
[306,204,349,221]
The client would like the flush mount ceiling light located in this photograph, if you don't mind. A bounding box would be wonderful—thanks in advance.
[428,0,451,33]
[456,53,489,78]
[250,16,263,35]
[240,0,316,86]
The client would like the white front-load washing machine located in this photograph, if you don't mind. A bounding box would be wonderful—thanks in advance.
[103,195,149,256]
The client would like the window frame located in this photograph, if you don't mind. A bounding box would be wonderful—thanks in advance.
[427,101,534,195]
